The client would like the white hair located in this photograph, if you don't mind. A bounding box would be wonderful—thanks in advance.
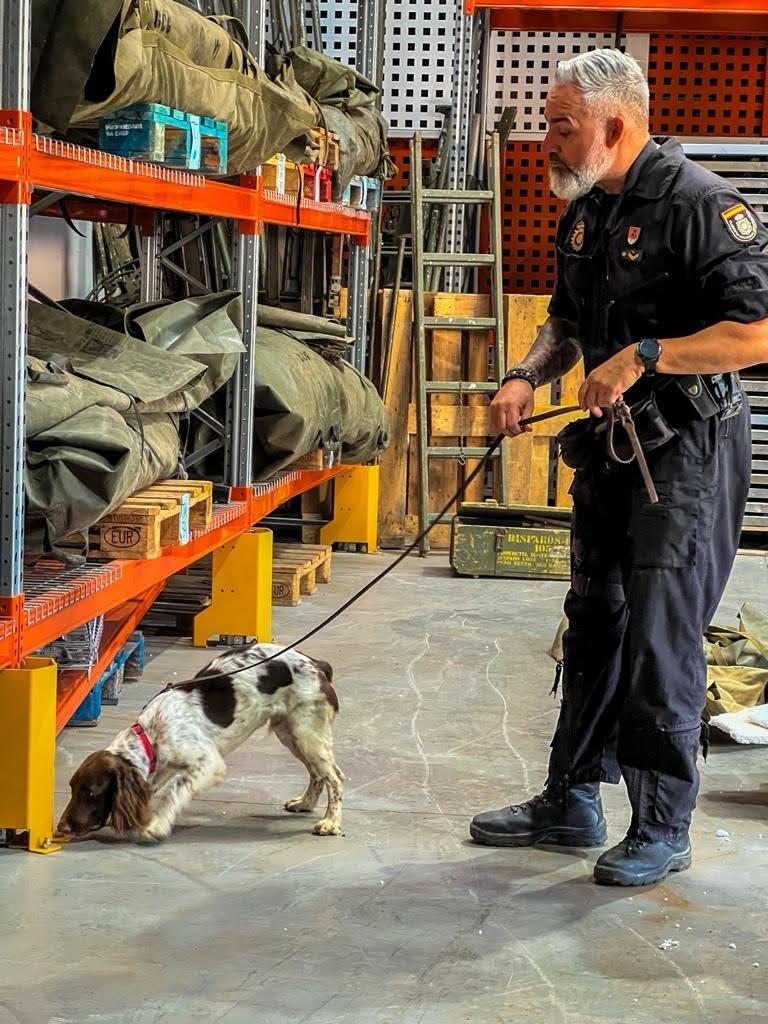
[554,48,649,126]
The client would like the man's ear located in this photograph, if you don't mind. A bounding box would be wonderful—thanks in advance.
[605,115,625,148]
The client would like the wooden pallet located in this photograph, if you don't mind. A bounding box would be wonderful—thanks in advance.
[387,292,584,549]
[92,480,214,559]
[272,543,332,606]
[289,449,325,470]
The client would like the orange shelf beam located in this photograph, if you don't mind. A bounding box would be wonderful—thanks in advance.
[7,466,346,677]
[0,129,371,239]
[466,0,768,32]
[31,136,260,227]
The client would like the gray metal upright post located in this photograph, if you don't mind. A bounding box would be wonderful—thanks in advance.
[347,242,370,374]
[0,0,30,597]
[229,0,265,488]
[445,4,475,292]
[347,0,384,374]
[140,216,162,303]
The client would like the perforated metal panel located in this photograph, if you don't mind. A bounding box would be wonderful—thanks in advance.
[487,32,650,136]
[268,0,455,135]
[383,0,456,134]
[314,0,357,64]
[648,35,768,137]
[382,27,768,295]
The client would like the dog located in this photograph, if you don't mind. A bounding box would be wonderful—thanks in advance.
[56,644,344,843]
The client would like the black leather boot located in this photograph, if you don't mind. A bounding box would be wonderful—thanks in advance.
[594,832,692,886]
[469,781,607,848]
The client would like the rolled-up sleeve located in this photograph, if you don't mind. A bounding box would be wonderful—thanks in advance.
[675,188,768,324]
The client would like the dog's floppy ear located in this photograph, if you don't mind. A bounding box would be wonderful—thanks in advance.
[110,756,152,835]
[312,658,333,681]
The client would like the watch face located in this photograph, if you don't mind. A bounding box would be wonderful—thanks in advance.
[639,338,660,360]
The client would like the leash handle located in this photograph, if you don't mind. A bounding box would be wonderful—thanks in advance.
[519,404,581,428]
[614,400,660,504]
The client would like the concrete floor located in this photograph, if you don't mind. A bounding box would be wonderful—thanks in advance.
[1,551,767,1024]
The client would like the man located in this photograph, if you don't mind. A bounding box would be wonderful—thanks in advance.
[470,48,768,885]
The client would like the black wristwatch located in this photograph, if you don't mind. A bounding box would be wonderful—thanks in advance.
[636,337,662,376]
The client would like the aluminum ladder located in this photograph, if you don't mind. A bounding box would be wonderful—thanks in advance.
[410,130,508,555]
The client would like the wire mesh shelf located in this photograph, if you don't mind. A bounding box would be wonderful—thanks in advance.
[262,187,296,209]
[0,126,22,147]
[23,562,125,626]
[190,501,248,540]
[33,135,203,189]
[35,615,104,673]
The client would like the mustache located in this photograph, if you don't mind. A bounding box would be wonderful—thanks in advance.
[549,156,572,171]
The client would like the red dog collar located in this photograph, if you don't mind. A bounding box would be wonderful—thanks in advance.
[130,723,157,774]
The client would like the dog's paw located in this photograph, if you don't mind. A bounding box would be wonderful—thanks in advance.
[285,797,314,814]
[313,818,343,836]
[137,825,171,845]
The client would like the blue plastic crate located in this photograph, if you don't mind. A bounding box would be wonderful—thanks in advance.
[99,104,195,169]
[102,632,146,706]
[68,677,105,728]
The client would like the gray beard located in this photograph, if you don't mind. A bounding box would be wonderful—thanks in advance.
[549,152,614,200]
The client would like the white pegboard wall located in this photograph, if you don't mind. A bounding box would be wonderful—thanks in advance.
[382,0,456,135]
[264,3,650,140]
[487,32,650,136]
[266,0,456,136]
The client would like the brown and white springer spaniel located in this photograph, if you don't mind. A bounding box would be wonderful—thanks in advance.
[56,644,344,843]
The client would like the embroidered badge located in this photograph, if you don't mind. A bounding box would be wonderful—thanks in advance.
[621,249,643,262]
[569,220,585,253]
[721,203,758,243]
[627,225,642,245]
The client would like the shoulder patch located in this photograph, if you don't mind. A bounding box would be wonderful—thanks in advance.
[569,219,585,253]
[721,203,758,243]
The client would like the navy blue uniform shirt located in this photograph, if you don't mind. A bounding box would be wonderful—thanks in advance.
[548,138,768,374]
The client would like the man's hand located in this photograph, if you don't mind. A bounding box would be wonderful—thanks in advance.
[578,345,643,417]
[490,379,534,437]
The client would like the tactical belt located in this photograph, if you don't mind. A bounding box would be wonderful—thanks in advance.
[657,371,742,423]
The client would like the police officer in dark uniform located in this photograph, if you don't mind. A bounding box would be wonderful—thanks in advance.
[470,49,768,885]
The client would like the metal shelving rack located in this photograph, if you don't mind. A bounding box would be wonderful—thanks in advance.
[0,0,382,850]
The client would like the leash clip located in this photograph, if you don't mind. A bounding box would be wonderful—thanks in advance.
[607,399,659,504]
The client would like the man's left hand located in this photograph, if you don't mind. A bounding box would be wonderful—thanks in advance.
[578,345,644,417]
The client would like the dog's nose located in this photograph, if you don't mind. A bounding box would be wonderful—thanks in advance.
[55,819,72,836]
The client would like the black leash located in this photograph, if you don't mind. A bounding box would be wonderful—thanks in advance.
[160,405,582,688]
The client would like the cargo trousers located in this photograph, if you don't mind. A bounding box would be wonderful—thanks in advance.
[547,399,751,841]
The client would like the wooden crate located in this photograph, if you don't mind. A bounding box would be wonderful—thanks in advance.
[311,127,341,171]
[290,449,325,470]
[261,154,303,195]
[502,294,584,510]
[272,543,332,606]
[92,480,213,559]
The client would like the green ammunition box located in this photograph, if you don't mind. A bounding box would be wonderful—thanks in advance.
[450,501,571,581]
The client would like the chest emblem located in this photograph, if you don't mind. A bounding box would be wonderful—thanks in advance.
[721,203,758,243]
[627,225,642,245]
[569,220,585,253]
